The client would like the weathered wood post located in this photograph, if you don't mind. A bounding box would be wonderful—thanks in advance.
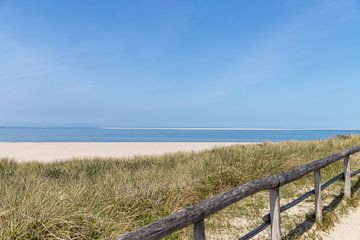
[343,156,351,199]
[194,220,205,240]
[314,169,322,223]
[270,188,281,240]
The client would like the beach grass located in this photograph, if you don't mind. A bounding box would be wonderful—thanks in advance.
[1,136,360,239]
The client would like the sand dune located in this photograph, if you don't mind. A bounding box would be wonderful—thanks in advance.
[0,142,255,162]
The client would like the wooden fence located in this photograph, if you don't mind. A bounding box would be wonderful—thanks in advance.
[115,145,360,240]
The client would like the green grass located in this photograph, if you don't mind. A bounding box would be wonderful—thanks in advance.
[1,135,360,239]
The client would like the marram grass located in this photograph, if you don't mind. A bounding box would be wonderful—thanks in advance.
[1,135,360,239]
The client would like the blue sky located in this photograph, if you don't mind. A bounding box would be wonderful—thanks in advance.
[0,0,359,128]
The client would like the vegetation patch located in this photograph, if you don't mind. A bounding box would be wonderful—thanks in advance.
[1,136,360,239]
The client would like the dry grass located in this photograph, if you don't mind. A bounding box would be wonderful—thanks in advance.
[1,135,360,239]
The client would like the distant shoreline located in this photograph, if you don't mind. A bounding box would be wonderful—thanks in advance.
[99,127,360,131]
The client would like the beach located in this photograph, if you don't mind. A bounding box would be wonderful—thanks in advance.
[1,136,359,239]
[0,142,252,162]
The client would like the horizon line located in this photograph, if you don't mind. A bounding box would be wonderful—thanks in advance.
[0,126,359,131]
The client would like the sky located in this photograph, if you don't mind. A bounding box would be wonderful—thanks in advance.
[0,0,360,128]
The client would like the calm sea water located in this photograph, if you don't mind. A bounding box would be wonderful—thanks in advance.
[0,128,359,142]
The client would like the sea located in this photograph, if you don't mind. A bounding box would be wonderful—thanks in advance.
[0,127,359,142]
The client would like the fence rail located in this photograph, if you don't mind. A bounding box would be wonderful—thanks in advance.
[115,145,360,240]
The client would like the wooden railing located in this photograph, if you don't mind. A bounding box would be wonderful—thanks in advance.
[115,145,360,240]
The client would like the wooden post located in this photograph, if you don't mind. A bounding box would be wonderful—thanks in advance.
[270,188,281,240]
[193,219,205,240]
[314,169,322,223]
[343,156,351,199]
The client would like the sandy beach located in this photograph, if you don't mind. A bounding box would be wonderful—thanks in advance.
[324,207,360,239]
[0,142,254,162]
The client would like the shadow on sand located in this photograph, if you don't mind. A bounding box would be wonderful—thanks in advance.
[283,177,360,239]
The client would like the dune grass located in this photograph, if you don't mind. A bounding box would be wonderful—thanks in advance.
[1,136,360,239]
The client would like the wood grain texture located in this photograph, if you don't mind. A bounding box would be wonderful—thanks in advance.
[270,188,281,240]
[344,156,351,199]
[314,169,322,224]
[193,220,205,240]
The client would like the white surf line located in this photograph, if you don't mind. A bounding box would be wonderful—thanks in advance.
[99,127,360,131]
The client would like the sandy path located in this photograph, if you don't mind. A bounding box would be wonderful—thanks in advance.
[0,142,253,162]
[324,207,360,239]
